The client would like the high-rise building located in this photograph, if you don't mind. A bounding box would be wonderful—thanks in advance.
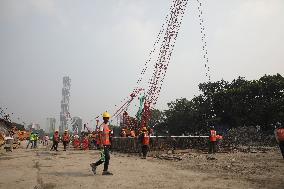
[46,118,56,133]
[59,76,71,133]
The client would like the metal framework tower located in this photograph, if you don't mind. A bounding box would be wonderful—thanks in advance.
[59,76,71,133]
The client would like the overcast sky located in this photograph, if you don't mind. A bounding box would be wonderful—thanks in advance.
[0,0,283,131]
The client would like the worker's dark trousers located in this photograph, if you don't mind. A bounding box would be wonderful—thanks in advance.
[209,141,216,154]
[26,140,33,149]
[142,145,149,158]
[279,141,284,159]
[51,141,58,151]
[63,141,68,151]
[94,146,110,171]
[34,140,37,148]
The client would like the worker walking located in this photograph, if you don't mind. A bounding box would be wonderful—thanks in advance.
[26,132,35,149]
[209,126,217,154]
[90,112,113,175]
[139,127,150,159]
[275,123,284,159]
[43,134,49,146]
[62,130,70,151]
[34,132,39,148]
[50,130,59,151]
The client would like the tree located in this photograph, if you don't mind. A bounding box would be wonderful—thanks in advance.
[158,74,284,135]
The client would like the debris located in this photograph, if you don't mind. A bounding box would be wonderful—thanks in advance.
[155,154,183,161]
[206,156,217,160]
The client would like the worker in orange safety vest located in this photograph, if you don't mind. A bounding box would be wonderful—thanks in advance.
[90,112,113,175]
[209,126,217,154]
[139,127,150,159]
[50,130,59,151]
[62,130,70,151]
[82,134,89,150]
[130,129,136,138]
[73,134,80,150]
[275,122,284,159]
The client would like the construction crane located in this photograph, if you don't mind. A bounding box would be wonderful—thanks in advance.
[112,0,211,130]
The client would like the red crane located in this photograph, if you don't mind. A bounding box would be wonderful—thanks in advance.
[112,0,210,130]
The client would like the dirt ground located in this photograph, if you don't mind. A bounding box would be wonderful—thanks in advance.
[0,142,283,189]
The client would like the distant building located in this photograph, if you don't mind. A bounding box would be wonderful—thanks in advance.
[26,123,33,131]
[26,123,40,132]
[71,116,82,134]
[32,123,40,130]
[46,118,56,133]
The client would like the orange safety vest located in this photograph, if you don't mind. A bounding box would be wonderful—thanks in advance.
[209,130,217,142]
[82,138,89,150]
[73,138,80,148]
[276,128,284,141]
[142,133,150,145]
[63,134,70,142]
[101,123,111,146]
[53,133,59,142]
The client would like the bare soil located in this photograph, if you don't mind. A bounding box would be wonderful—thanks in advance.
[0,142,283,189]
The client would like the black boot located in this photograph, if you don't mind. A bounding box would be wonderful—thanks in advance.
[102,171,113,175]
[90,163,97,175]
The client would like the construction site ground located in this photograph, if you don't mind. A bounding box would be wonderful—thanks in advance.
[0,142,283,189]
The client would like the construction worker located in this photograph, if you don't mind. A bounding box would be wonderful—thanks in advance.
[34,132,39,148]
[139,127,150,159]
[95,129,101,149]
[26,132,34,149]
[275,123,284,159]
[62,130,70,151]
[91,131,97,149]
[73,134,80,149]
[43,134,49,146]
[209,126,217,154]
[130,128,136,137]
[50,130,59,151]
[90,112,113,175]
[82,134,89,150]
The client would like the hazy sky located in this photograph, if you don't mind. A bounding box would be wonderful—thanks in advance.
[0,0,283,131]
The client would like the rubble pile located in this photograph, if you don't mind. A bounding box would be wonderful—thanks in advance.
[0,119,10,147]
[221,126,277,149]
[111,137,208,153]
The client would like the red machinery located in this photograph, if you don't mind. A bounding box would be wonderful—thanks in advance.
[112,0,210,132]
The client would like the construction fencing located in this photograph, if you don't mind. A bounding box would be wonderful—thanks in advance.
[111,136,209,153]
[111,134,277,153]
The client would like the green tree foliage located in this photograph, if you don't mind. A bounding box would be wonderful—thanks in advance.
[154,74,284,135]
[148,109,164,128]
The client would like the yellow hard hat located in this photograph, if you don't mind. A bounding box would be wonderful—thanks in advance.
[64,130,68,132]
[142,127,147,131]
[103,111,111,118]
